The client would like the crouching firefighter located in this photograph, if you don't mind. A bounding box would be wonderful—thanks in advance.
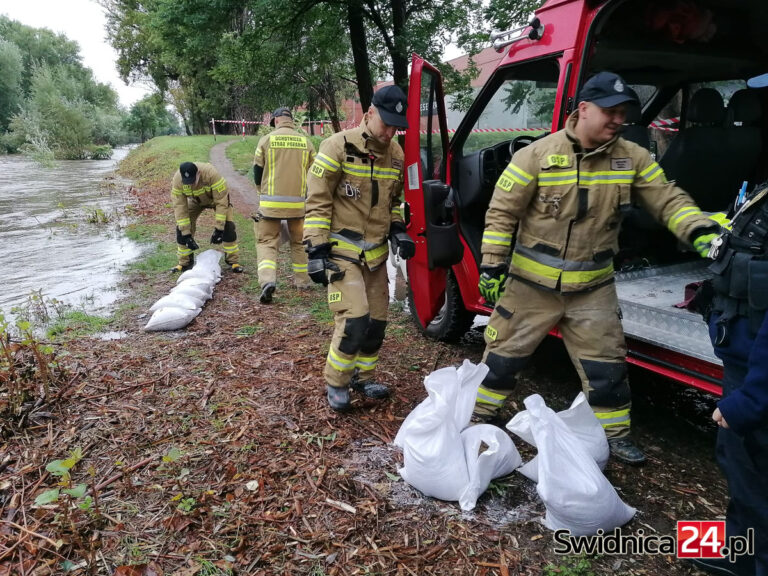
[303,85,414,411]
[472,72,722,465]
[697,172,768,576]
[171,162,243,273]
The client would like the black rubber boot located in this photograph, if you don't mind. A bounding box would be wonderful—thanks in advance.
[326,385,350,411]
[230,263,244,273]
[608,437,646,465]
[260,282,276,303]
[350,376,390,399]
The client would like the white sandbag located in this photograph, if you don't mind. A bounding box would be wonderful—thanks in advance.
[394,360,488,502]
[173,277,214,297]
[143,306,201,331]
[176,267,220,284]
[509,392,609,482]
[171,283,212,301]
[458,424,522,511]
[196,249,223,267]
[149,292,203,312]
[525,394,635,536]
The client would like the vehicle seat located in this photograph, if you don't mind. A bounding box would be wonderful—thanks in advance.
[659,88,729,211]
[620,105,650,150]
[723,89,763,201]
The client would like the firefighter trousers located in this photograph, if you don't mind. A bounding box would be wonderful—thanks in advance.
[323,258,389,389]
[476,279,631,438]
[254,217,310,287]
[176,204,239,266]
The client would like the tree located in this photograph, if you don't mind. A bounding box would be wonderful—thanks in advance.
[123,94,180,142]
[0,39,23,132]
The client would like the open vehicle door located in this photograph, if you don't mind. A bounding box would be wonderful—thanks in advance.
[404,54,465,330]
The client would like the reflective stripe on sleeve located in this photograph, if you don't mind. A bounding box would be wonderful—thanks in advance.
[482,230,513,247]
[315,153,340,172]
[667,206,703,235]
[305,218,331,230]
[639,162,664,183]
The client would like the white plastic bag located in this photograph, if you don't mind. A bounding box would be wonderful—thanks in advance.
[149,292,203,312]
[459,424,522,511]
[196,249,223,268]
[177,267,220,284]
[144,306,201,331]
[173,278,213,299]
[508,392,609,481]
[394,360,489,501]
[171,283,212,302]
[524,394,635,536]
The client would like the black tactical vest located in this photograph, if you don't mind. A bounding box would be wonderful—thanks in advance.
[709,182,768,338]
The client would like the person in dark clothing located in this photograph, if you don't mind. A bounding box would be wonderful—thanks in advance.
[694,71,768,576]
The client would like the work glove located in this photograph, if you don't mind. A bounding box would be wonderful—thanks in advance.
[708,212,731,230]
[180,234,199,251]
[389,222,416,260]
[305,241,343,286]
[478,264,507,304]
[210,228,224,244]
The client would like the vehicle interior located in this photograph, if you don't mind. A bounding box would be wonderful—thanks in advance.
[444,0,768,271]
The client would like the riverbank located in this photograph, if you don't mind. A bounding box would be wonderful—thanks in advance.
[0,136,722,575]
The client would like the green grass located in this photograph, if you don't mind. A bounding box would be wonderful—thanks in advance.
[124,223,168,243]
[309,299,333,324]
[117,135,238,187]
[47,310,114,339]
[225,136,261,175]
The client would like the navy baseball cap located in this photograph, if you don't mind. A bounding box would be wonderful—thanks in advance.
[372,85,409,128]
[270,107,292,127]
[578,72,640,108]
[179,162,197,184]
[747,73,768,88]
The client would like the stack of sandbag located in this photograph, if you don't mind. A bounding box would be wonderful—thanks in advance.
[393,360,522,511]
[507,394,635,536]
[144,250,222,331]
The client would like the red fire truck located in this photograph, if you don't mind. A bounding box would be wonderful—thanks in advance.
[403,0,768,395]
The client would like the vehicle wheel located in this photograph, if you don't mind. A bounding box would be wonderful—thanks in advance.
[407,270,474,343]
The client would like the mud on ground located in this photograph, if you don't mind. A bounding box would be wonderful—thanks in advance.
[0,147,724,575]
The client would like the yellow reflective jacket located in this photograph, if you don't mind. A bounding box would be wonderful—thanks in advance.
[253,118,316,219]
[482,113,713,292]
[303,115,405,270]
[171,162,229,234]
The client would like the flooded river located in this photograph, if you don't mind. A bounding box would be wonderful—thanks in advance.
[0,148,142,320]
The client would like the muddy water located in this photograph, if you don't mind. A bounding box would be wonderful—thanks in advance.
[0,148,142,319]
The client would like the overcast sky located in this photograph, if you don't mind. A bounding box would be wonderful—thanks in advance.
[1,0,153,107]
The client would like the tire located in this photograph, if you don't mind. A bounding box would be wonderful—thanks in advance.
[407,270,475,343]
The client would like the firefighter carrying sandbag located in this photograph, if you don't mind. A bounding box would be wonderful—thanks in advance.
[170,161,243,274]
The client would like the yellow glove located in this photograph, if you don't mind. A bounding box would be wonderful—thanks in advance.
[708,212,731,230]
[693,233,719,258]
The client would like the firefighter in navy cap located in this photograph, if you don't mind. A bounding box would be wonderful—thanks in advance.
[170,161,243,273]
[303,85,415,411]
[691,70,768,576]
[252,107,316,303]
[473,71,722,465]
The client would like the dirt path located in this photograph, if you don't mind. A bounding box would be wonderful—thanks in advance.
[209,139,259,215]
